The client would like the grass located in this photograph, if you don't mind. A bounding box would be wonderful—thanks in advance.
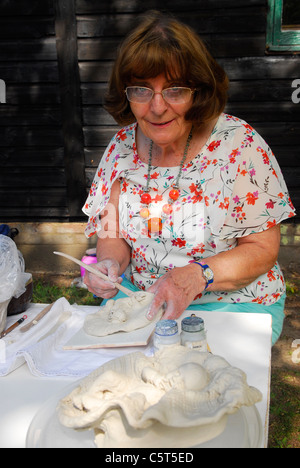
[268,275,300,449]
[32,277,299,448]
[286,275,300,296]
[32,279,103,307]
[268,370,300,448]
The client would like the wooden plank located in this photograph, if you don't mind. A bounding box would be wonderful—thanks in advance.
[76,0,266,14]
[76,10,267,37]
[0,105,62,126]
[0,17,55,39]
[78,57,300,84]
[0,63,59,83]
[76,14,135,38]
[77,34,266,61]
[80,83,107,104]
[0,207,70,219]
[279,168,300,189]
[0,148,65,167]
[84,147,106,167]
[225,102,300,122]
[54,0,87,218]
[85,167,100,186]
[0,188,67,207]
[0,127,63,147]
[82,106,116,126]
[220,57,300,80]
[251,123,300,146]
[177,8,267,33]
[273,147,300,168]
[78,38,120,60]
[0,168,66,188]
[6,84,61,105]
[83,126,119,147]
[287,190,300,205]
[228,80,297,102]
[208,34,266,57]
[0,38,57,61]
[79,61,113,83]
[0,0,54,15]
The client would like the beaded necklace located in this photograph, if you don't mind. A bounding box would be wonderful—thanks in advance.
[139,127,193,234]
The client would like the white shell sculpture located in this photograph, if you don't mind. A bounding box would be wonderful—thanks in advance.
[83,291,161,337]
[58,346,262,448]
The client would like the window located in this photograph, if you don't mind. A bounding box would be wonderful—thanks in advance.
[267,0,300,52]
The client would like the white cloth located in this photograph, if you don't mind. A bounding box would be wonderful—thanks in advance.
[0,298,143,378]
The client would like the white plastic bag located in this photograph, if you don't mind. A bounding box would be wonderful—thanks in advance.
[0,234,27,302]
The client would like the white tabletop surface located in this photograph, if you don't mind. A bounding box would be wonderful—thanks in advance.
[0,304,272,448]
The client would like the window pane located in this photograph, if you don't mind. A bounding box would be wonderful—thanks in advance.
[282,0,300,29]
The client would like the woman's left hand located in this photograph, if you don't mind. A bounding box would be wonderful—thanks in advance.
[146,264,205,321]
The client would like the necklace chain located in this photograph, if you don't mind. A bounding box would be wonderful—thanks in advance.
[144,127,193,193]
[139,127,193,232]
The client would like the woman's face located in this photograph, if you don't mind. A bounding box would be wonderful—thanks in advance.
[129,74,193,148]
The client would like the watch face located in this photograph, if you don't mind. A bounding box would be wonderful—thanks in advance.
[204,268,214,281]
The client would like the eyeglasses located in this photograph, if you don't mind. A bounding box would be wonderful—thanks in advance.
[125,86,195,104]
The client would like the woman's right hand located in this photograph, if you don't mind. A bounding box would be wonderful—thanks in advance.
[83,258,123,299]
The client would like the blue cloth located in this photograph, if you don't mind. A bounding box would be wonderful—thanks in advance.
[102,277,286,346]
[0,224,11,236]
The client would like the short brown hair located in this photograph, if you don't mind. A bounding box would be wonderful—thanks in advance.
[105,11,229,127]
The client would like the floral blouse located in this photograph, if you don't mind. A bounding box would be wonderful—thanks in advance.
[83,113,296,306]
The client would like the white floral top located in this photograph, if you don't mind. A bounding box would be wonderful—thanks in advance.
[83,114,296,305]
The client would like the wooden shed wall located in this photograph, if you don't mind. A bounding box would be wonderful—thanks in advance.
[0,0,299,223]
[0,0,66,219]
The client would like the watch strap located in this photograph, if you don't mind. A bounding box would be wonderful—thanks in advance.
[193,261,214,290]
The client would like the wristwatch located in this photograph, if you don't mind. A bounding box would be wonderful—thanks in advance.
[193,261,214,290]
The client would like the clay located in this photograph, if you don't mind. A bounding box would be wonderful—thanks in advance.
[84,291,162,337]
[58,346,262,448]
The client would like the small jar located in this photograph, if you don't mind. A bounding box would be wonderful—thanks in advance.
[153,319,180,351]
[180,314,207,352]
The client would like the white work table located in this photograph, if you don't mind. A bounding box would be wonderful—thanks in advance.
[0,303,272,448]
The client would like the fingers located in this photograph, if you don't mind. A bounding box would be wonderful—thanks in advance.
[146,269,196,321]
[104,261,120,284]
[146,293,166,321]
[84,272,116,298]
[161,300,178,320]
[146,283,179,321]
[146,294,182,321]
[83,259,121,299]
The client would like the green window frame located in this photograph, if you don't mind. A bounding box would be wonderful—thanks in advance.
[267,0,300,52]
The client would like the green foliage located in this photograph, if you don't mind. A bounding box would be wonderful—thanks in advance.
[269,370,300,448]
[32,280,102,307]
[286,278,300,296]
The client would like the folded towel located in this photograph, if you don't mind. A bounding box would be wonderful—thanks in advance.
[0,298,148,378]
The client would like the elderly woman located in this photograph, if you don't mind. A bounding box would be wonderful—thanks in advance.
[83,11,295,345]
